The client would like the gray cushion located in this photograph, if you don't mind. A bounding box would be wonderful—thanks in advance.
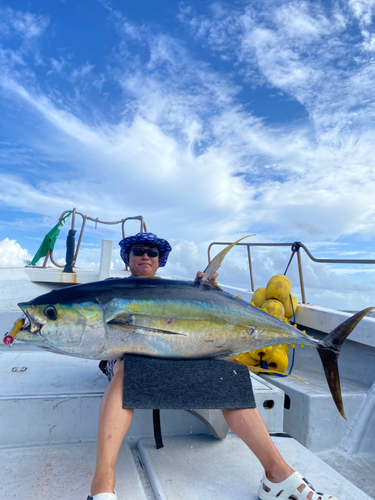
[122,355,256,409]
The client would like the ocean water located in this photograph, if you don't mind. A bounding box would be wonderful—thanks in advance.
[344,310,375,318]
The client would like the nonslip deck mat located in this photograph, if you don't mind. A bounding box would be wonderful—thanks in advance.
[122,355,256,409]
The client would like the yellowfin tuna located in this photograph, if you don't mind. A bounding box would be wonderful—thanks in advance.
[9,237,374,419]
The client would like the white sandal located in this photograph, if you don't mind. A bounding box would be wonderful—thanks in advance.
[258,471,338,500]
[87,493,118,500]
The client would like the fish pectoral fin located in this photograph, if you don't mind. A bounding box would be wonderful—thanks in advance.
[198,234,255,285]
[140,327,187,336]
[107,314,134,326]
[107,316,186,337]
[217,356,238,363]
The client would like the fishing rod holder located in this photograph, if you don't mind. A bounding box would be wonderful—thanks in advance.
[38,209,147,272]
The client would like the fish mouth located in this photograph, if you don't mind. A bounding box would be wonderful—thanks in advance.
[17,303,43,335]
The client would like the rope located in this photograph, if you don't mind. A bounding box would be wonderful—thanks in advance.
[61,210,144,226]
[289,293,296,324]
[84,215,130,225]
[258,346,296,378]
[256,242,300,378]
[283,242,301,276]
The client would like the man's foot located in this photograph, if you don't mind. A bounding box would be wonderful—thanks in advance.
[258,471,338,500]
[87,494,117,500]
[90,469,116,497]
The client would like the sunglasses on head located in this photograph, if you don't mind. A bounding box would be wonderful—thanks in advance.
[130,247,159,258]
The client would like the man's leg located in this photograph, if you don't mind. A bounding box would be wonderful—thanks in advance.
[222,408,293,483]
[222,408,335,500]
[91,360,133,496]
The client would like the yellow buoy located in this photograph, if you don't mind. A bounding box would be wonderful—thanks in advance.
[251,287,267,308]
[250,346,275,361]
[232,352,259,366]
[283,293,298,319]
[232,352,261,374]
[235,342,291,376]
[266,274,291,303]
[262,299,285,320]
[266,346,289,373]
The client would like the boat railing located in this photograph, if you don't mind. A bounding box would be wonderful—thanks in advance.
[207,241,375,304]
[41,208,147,272]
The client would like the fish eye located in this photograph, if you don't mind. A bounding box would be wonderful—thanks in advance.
[44,305,58,321]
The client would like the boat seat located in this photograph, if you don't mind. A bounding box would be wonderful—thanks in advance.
[260,368,371,452]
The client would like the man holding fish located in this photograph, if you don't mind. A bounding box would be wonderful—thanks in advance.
[88,232,338,500]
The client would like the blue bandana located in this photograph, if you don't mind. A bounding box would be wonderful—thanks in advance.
[119,232,172,268]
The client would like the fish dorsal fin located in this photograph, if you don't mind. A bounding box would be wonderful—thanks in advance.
[198,235,255,286]
[194,278,223,291]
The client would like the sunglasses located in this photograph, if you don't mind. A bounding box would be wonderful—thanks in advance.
[130,247,159,258]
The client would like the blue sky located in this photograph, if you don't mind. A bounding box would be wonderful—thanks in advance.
[0,0,375,310]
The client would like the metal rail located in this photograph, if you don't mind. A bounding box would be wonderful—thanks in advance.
[44,209,147,271]
[208,241,375,304]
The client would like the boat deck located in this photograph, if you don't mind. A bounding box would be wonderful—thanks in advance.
[0,435,371,500]
[0,348,374,499]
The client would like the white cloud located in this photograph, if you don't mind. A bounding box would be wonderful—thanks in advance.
[273,2,338,39]
[0,238,32,267]
[175,1,375,240]
[0,7,49,73]
[332,267,375,275]
[10,11,48,39]
[121,20,144,41]
[348,0,375,26]
[361,29,375,50]
[48,57,69,75]
[0,8,49,40]
[69,63,95,82]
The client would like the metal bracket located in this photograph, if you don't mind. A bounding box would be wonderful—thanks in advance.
[187,409,229,439]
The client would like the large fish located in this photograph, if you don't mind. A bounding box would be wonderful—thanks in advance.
[8,239,374,418]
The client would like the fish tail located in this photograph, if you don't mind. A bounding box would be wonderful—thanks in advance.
[317,307,374,419]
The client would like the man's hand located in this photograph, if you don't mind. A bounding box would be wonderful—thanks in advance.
[195,271,218,282]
